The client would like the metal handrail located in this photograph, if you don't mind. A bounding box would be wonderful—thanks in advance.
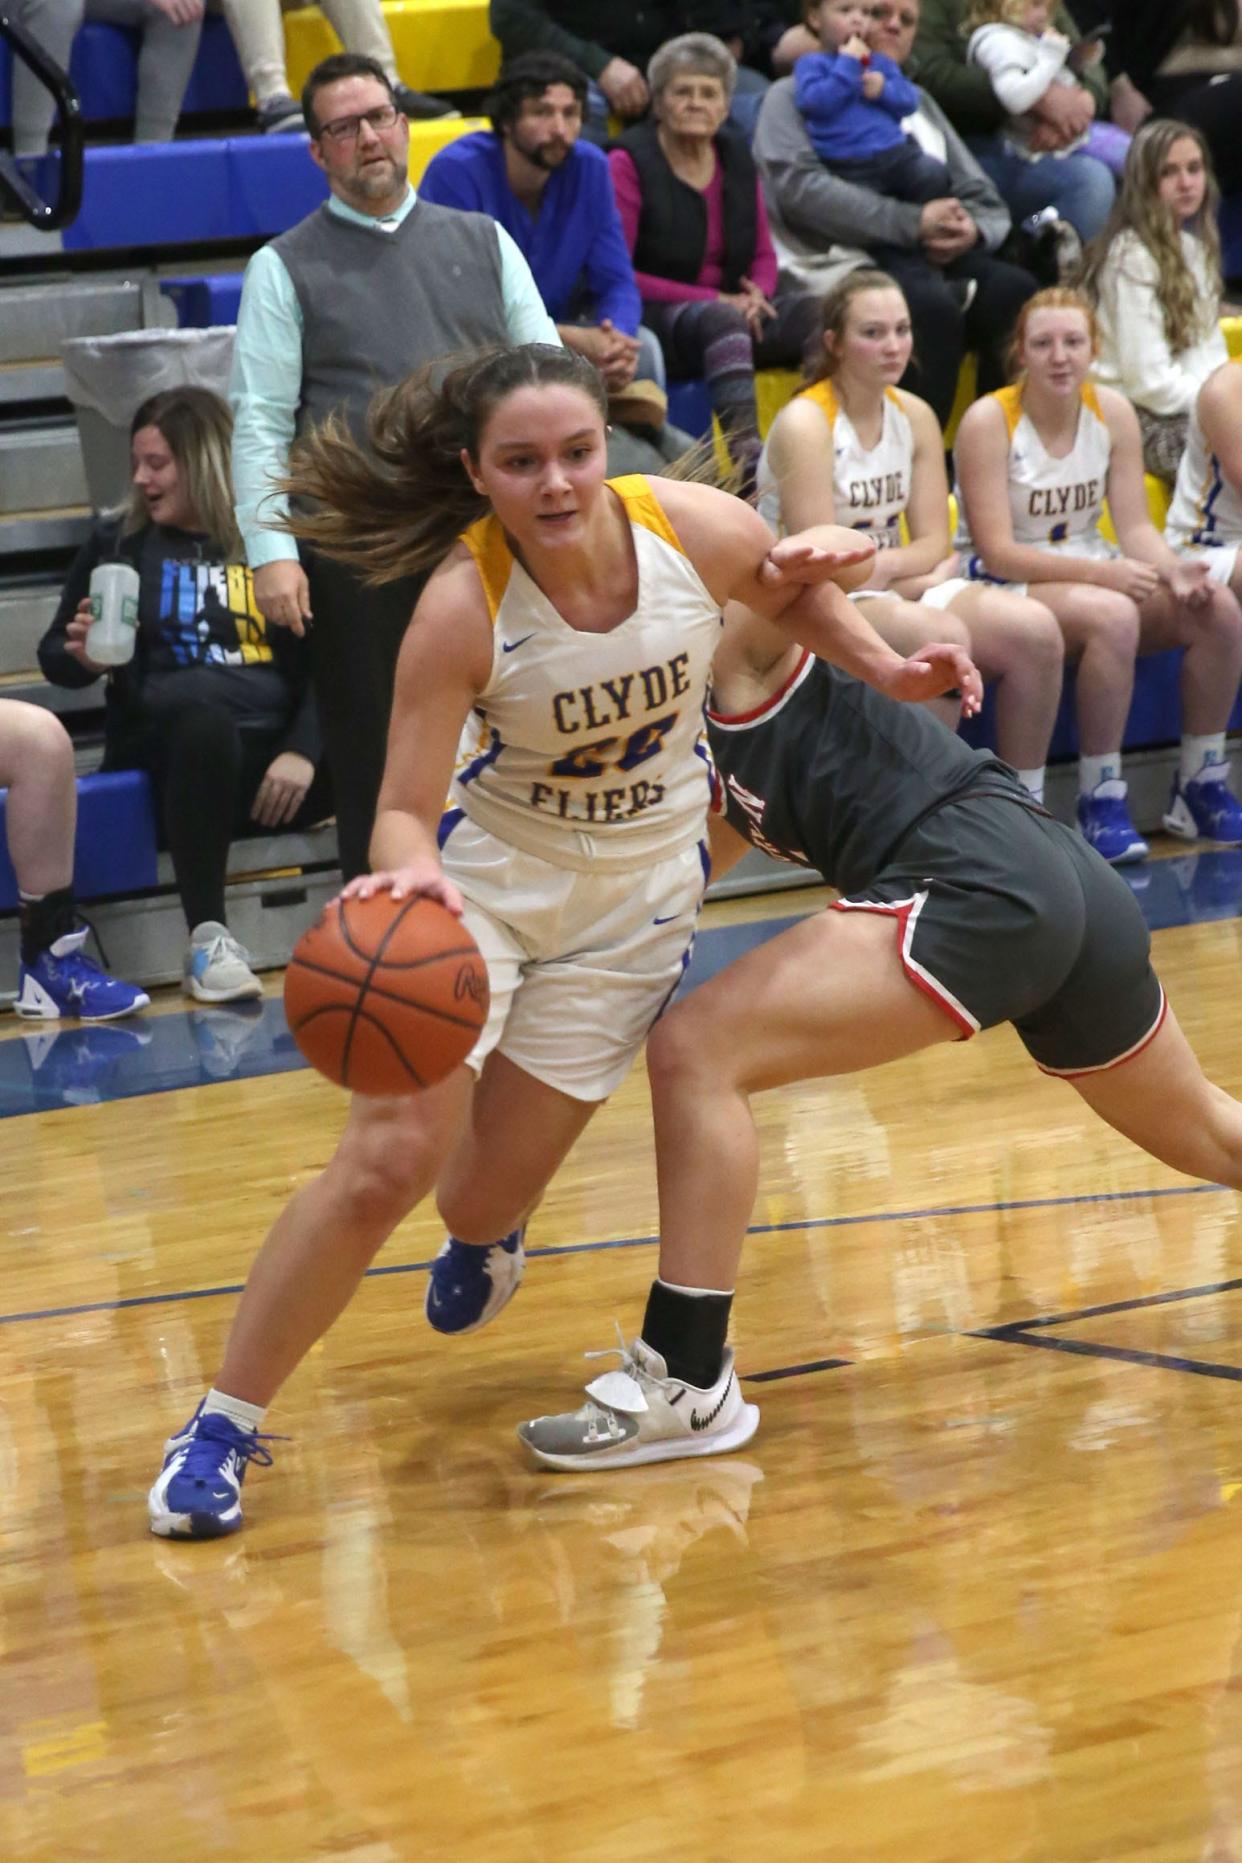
[0,9,83,229]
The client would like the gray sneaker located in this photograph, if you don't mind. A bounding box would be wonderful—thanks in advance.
[183,922,263,1004]
[518,1335,759,1472]
[256,93,304,134]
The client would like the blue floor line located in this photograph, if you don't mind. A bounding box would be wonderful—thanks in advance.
[0,1177,1233,1329]
[4,846,1242,1120]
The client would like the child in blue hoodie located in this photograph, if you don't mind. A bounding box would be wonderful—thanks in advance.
[795,0,952,201]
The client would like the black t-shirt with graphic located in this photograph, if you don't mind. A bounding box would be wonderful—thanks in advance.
[39,518,320,765]
[134,524,290,731]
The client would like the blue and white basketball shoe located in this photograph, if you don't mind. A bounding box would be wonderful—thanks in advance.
[425,1226,526,1334]
[1163,763,1242,845]
[1076,780,1149,865]
[148,1404,278,1540]
[16,929,149,1021]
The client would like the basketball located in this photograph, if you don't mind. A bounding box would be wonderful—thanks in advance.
[283,891,490,1095]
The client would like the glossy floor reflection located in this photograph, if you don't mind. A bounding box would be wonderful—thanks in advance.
[3,853,1242,1858]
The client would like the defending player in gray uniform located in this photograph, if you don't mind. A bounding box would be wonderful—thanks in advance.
[517,597,1242,1471]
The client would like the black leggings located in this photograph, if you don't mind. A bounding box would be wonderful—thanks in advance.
[112,702,330,932]
[873,246,1039,427]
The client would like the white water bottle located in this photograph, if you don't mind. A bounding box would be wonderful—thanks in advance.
[88,562,140,666]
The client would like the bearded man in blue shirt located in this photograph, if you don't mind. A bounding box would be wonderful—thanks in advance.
[420,53,653,395]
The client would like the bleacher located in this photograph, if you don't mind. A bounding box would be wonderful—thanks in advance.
[0,6,495,987]
[3,5,1242,985]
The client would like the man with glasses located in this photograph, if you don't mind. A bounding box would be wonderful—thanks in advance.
[230,53,559,881]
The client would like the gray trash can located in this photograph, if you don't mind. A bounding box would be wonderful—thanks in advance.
[60,326,236,511]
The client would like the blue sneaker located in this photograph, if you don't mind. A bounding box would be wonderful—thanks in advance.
[21,1023,152,1107]
[1163,763,1242,845]
[426,1226,525,1335]
[148,1404,278,1540]
[16,929,149,1021]
[1076,781,1149,864]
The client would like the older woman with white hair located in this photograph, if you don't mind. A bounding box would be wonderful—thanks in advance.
[607,32,821,484]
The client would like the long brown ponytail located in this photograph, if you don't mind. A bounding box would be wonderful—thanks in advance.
[278,343,609,584]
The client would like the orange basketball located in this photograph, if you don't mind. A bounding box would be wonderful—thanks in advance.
[283,891,490,1095]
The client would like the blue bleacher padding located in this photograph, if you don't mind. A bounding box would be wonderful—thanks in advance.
[0,17,247,128]
[179,17,250,116]
[667,379,714,438]
[962,649,1242,765]
[0,771,158,913]
[1221,196,1242,283]
[163,273,245,329]
[62,134,326,251]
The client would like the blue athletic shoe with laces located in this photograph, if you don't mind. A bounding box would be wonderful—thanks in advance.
[148,1404,278,1539]
[16,929,149,1021]
[425,1226,525,1335]
[1163,763,1242,846]
[1076,780,1149,865]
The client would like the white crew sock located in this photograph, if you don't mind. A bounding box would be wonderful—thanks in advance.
[1015,766,1046,803]
[1180,733,1227,787]
[655,1276,734,1297]
[1079,751,1123,795]
[202,1387,266,1433]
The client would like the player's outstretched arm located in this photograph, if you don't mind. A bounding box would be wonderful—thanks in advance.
[345,551,493,916]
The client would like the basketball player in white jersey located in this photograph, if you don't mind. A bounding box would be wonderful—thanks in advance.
[147,344,977,1540]
[1166,357,1242,601]
[955,287,1242,865]
[756,270,1065,805]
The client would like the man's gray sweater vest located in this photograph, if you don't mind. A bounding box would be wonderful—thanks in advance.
[272,199,513,437]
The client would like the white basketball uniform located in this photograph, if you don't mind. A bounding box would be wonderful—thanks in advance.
[757,379,967,610]
[440,475,722,1100]
[957,381,1115,593]
[1165,397,1242,586]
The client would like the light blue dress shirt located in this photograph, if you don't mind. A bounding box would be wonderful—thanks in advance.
[231,185,561,567]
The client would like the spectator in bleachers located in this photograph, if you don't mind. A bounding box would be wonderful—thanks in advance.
[686,1,805,137]
[757,268,1063,798]
[1079,121,1226,483]
[233,52,558,881]
[214,0,456,134]
[1167,357,1242,605]
[954,288,1242,863]
[0,700,148,1019]
[609,33,822,484]
[911,0,1116,236]
[489,0,679,128]
[753,0,1037,427]
[1071,1,1242,195]
[8,0,202,156]
[419,57,642,393]
[38,388,327,1004]
[419,53,693,473]
[793,2,953,206]
[963,0,1124,224]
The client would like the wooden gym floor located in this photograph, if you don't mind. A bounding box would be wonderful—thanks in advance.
[3,849,1242,1860]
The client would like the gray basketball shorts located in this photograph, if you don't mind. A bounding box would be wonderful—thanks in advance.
[832,791,1166,1076]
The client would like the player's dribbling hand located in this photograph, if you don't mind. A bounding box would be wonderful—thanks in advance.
[879,643,983,717]
[340,866,465,917]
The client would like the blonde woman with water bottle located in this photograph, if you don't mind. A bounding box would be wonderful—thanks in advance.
[38,388,327,1003]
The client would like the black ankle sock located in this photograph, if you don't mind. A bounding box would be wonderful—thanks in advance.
[641,1278,733,1389]
[19,886,75,966]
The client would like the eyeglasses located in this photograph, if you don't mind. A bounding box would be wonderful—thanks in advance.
[316,103,401,145]
[869,4,918,22]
